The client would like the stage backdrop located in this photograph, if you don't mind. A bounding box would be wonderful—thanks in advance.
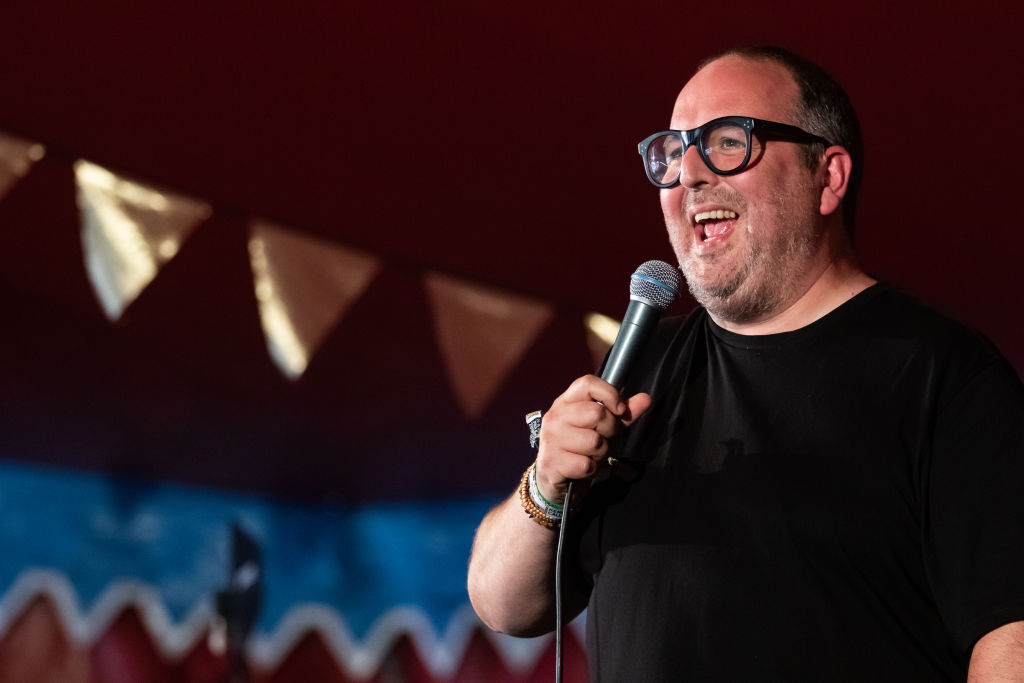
[0,1,1021,680]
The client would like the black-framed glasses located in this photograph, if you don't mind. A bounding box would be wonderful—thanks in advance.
[637,116,832,188]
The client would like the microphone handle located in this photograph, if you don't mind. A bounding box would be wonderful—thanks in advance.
[600,299,660,390]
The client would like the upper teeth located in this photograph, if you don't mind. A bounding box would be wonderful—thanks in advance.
[695,210,737,222]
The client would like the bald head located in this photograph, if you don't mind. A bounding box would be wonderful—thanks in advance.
[694,47,862,234]
[671,55,804,139]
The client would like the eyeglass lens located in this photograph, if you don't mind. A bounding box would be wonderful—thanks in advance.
[645,120,760,185]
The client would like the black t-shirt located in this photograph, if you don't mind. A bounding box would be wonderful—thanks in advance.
[573,283,1024,682]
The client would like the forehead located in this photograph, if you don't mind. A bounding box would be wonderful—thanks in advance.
[670,55,800,130]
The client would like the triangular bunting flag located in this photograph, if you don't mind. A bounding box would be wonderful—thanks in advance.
[249,220,381,379]
[424,273,555,419]
[583,312,620,372]
[0,132,45,202]
[75,160,211,320]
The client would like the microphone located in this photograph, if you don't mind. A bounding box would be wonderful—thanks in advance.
[555,260,679,683]
[600,260,680,390]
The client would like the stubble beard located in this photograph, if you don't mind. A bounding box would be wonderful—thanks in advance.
[673,189,820,324]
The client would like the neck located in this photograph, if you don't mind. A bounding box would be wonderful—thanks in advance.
[711,236,876,336]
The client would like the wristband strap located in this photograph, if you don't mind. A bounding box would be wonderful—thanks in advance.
[525,410,542,449]
[518,463,563,529]
[529,462,565,511]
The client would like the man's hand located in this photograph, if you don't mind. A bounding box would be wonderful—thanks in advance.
[534,374,651,505]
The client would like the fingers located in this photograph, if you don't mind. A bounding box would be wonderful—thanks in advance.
[533,375,650,501]
[562,375,627,416]
[555,399,620,440]
[622,392,652,426]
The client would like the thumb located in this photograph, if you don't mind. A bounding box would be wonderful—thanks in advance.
[620,392,652,426]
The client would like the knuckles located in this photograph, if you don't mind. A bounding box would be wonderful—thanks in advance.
[573,457,598,479]
[580,401,607,427]
[567,374,601,393]
[534,375,624,486]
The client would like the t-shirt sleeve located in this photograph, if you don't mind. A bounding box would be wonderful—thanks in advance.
[924,356,1024,654]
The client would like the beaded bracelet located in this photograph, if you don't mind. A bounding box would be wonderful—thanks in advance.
[518,463,563,529]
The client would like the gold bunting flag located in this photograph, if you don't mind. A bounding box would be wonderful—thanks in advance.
[583,311,620,372]
[249,221,381,379]
[75,160,212,320]
[0,132,45,203]
[424,273,555,419]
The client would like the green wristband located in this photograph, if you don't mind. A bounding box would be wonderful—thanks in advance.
[528,463,565,512]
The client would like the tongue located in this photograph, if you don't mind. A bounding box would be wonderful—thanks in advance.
[704,220,732,239]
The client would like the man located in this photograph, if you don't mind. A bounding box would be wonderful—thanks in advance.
[467,46,1024,680]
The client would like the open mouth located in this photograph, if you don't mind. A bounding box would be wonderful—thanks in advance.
[694,209,738,242]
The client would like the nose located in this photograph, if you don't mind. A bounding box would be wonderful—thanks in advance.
[679,143,716,189]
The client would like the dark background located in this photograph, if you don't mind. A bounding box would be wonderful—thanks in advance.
[0,1,1020,505]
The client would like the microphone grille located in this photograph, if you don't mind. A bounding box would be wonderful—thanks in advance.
[629,260,680,310]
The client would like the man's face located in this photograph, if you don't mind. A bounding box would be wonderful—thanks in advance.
[661,55,826,323]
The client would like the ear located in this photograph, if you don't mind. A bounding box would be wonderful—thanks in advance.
[818,146,852,218]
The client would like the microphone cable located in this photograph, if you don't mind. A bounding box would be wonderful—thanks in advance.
[551,259,679,683]
[554,479,574,683]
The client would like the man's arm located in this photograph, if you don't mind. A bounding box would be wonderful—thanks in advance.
[466,375,650,636]
[968,620,1024,682]
[466,488,587,636]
